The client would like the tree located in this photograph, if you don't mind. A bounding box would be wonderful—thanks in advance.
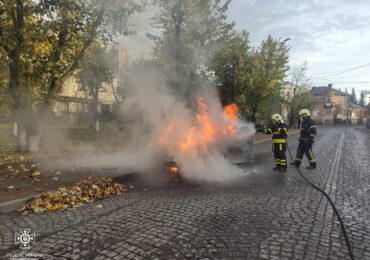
[282,61,316,127]
[0,48,11,121]
[151,0,234,103]
[211,30,250,106]
[77,44,114,132]
[0,0,143,151]
[237,36,290,122]
[350,87,357,104]
[104,47,126,120]
[359,90,365,107]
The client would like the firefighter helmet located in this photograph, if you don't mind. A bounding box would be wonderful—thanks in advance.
[271,114,282,121]
[299,109,310,117]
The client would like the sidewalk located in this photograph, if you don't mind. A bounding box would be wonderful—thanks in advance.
[0,164,134,214]
[0,129,301,214]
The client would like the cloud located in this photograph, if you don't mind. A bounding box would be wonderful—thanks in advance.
[115,0,370,93]
[227,0,370,92]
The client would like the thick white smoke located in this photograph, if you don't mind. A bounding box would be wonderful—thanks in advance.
[116,70,255,183]
[43,69,256,183]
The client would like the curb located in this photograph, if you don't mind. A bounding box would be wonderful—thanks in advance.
[0,194,40,214]
[0,172,139,214]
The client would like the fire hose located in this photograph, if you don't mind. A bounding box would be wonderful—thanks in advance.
[286,142,355,260]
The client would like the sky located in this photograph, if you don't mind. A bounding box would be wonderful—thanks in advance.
[119,0,370,103]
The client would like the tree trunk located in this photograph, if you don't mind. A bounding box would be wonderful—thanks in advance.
[12,122,18,137]
[94,120,100,132]
[28,130,41,152]
[251,111,256,123]
[18,126,28,153]
[16,121,42,153]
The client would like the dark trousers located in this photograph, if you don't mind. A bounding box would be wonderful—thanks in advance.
[294,141,316,167]
[272,143,287,169]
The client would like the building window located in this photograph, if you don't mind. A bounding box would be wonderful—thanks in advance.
[313,110,319,116]
[326,110,331,116]
[77,103,84,112]
[326,96,331,103]
[61,102,69,112]
[100,87,108,93]
[315,96,319,102]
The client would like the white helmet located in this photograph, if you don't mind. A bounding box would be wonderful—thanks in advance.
[271,114,282,121]
[299,109,310,117]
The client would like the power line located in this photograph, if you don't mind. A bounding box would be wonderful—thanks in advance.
[310,62,370,79]
[313,81,370,84]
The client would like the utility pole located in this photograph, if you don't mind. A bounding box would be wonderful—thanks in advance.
[346,93,349,125]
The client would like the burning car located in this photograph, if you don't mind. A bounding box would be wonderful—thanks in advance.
[158,96,255,181]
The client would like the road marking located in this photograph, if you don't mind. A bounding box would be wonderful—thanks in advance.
[312,132,345,258]
[325,133,344,197]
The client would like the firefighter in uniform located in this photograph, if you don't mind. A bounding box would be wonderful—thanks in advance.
[290,109,317,169]
[258,114,288,172]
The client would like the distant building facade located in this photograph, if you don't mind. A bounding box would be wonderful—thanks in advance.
[279,82,306,123]
[53,44,127,122]
[310,84,366,124]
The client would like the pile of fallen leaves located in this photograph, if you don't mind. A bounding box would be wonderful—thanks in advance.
[19,177,126,214]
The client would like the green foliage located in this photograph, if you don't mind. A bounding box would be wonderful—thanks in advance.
[211,30,249,105]
[350,87,357,104]
[359,90,365,107]
[151,0,234,102]
[213,34,290,122]
[0,0,143,113]
[77,44,114,122]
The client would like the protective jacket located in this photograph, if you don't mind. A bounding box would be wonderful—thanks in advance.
[263,122,288,143]
[299,118,317,143]
[294,117,317,168]
[262,122,288,170]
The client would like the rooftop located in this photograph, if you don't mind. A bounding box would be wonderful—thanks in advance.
[349,102,362,108]
[311,85,347,96]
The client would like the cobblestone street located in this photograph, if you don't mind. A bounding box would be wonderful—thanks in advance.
[0,126,369,260]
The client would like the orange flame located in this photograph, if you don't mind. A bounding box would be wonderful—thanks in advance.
[160,97,241,152]
[222,103,240,136]
[179,126,196,151]
[159,122,174,144]
[223,103,240,122]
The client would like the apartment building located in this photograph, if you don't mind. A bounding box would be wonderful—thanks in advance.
[53,45,127,122]
[310,84,365,124]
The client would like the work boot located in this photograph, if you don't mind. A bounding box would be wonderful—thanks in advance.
[306,166,316,170]
[278,168,287,173]
[290,162,299,167]
[273,167,280,171]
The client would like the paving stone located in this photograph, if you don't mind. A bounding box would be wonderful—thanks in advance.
[0,127,368,259]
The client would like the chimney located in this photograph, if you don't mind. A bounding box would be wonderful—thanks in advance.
[328,83,333,88]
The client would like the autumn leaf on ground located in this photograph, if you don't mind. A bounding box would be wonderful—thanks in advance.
[32,171,41,176]
[19,177,125,214]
